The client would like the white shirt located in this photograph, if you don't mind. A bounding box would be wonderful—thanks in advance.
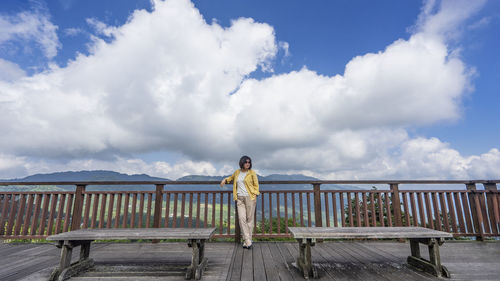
[237,171,249,196]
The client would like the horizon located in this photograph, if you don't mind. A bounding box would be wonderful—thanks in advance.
[1,0,499,180]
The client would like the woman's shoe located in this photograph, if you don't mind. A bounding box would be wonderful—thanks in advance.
[246,243,253,249]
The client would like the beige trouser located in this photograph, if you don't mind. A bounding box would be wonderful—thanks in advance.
[236,196,257,244]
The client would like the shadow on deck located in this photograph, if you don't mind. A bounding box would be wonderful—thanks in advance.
[1,241,498,281]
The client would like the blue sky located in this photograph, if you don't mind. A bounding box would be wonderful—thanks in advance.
[0,0,499,179]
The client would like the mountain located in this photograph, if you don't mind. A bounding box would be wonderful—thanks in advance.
[0,170,362,191]
[1,170,170,191]
[6,170,169,182]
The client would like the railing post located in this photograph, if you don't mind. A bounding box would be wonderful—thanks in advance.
[484,182,499,234]
[390,183,403,227]
[70,184,86,231]
[313,183,322,227]
[466,183,484,241]
[152,184,164,243]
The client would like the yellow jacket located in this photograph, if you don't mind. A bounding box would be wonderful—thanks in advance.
[224,169,260,201]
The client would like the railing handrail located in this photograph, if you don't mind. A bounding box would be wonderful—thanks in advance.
[1,179,499,186]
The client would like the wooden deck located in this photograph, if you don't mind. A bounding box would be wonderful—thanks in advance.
[1,241,498,281]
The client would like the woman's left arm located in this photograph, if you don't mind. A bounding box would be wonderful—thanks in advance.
[252,171,260,195]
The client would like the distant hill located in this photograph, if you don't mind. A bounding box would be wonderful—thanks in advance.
[1,170,170,191]
[5,170,169,182]
[0,170,362,191]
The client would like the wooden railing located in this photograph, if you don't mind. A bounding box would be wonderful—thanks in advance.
[0,180,499,241]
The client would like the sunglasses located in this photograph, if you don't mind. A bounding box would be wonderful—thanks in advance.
[244,160,251,163]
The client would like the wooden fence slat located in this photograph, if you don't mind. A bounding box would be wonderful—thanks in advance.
[347,192,353,227]
[492,193,500,233]
[385,192,393,226]
[333,192,338,227]
[307,192,312,227]
[363,192,369,227]
[47,194,58,235]
[284,192,289,233]
[98,194,107,228]
[446,192,458,233]
[377,192,384,227]
[106,194,115,228]
[196,193,201,228]
[299,193,304,227]
[478,191,491,234]
[63,194,73,232]
[292,192,296,227]
[495,194,500,233]
[38,194,51,235]
[14,194,27,235]
[473,192,486,237]
[227,192,231,235]
[115,193,122,228]
[416,192,425,228]
[188,193,193,228]
[324,192,330,227]
[277,192,281,233]
[83,194,92,228]
[123,193,130,228]
[22,194,34,235]
[424,192,434,229]
[355,192,361,227]
[212,193,216,228]
[146,193,152,228]
[431,192,442,231]
[131,193,137,228]
[179,193,185,228]
[204,193,208,228]
[6,195,18,236]
[165,193,170,227]
[340,192,345,227]
[91,194,99,228]
[55,194,66,234]
[402,192,410,227]
[138,193,145,228]
[454,192,466,234]
[409,192,418,226]
[30,194,43,235]
[439,192,450,232]
[219,192,223,234]
[370,192,377,227]
[269,192,273,233]
[0,194,10,235]
[461,192,473,233]
[172,193,178,228]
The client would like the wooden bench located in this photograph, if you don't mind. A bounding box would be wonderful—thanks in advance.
[46,228,216,281]
[288,227,453,279]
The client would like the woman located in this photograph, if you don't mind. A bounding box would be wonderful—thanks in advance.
[220,155,260,249]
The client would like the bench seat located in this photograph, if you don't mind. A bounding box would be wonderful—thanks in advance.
[288,227,452,279]
[47,228,215,281]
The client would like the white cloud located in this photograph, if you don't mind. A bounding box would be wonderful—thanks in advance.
[0,2,60,59]
[0,0,498,180]
[63,27,85,37]
[0,58,26,81]
[414,0,487,39]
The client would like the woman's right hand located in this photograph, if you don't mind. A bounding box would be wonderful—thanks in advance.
[220,179,226,187]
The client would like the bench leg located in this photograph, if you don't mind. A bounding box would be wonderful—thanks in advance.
[407,238,450,278]
[49,240,95,281]
[186,239,208,280]
[295,238,318,279]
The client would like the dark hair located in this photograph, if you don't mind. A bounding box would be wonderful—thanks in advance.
[239,155,252,169]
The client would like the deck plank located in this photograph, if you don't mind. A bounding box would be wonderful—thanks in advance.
[252,243,267,281]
